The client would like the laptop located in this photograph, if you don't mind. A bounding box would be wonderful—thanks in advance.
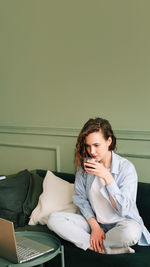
[0,218,54,263]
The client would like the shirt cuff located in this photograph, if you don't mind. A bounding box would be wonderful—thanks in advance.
[106,180,120,196]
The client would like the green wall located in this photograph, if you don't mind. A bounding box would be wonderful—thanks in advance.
[0,0,150,182]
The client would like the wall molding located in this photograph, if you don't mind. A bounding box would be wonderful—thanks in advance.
[115,130,150,141]
[0,125,79,137]
[118,153,150,160]
[0,142,60,172]
[0,125,150,161]
[0,125,150,141]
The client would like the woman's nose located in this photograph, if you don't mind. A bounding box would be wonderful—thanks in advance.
[90,146,95,155]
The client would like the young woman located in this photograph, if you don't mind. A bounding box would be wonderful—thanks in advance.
[47,117,150,254]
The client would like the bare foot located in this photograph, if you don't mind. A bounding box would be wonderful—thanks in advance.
[107,247,135,255]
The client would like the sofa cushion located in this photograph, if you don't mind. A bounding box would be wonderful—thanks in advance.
[0,169,30,227]
[28,170,77,225]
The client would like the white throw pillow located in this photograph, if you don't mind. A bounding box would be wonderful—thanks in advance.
[28,170,77,225]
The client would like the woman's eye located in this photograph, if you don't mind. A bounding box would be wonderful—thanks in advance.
[95,144,101,148]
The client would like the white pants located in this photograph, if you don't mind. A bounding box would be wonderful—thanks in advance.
[47,212,142,251]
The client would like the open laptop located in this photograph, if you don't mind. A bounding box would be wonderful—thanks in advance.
[0,218,54,263]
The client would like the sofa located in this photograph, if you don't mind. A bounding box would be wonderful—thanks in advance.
[0,168,150,267]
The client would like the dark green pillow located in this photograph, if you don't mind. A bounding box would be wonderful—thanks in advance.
[22,171,44,225]
[0,169,30,227]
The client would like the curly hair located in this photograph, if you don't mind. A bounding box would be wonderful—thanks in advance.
[74,117,116,170]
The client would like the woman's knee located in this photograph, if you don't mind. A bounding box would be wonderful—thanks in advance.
[119,219,142,246]
[47,211,61,230]
[128,220,142,244]
[47,211,76,230]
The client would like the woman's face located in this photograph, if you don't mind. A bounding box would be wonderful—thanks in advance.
[85,130,112,163]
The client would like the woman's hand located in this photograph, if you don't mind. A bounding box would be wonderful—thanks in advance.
[85,161,117,209]
[88,217,106,253]
[84,161,113,185]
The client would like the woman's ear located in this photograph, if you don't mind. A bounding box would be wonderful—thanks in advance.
[107,136,112,147]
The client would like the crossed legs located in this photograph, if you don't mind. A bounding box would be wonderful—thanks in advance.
[47,212,142,254]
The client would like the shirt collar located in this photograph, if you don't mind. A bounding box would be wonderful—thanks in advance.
[110,151,120,175]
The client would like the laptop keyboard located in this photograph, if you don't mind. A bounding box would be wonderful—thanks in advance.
[16,244,42,261]
[15,236,54,263]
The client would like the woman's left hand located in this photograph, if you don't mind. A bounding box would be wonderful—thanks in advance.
[84,161,114,185]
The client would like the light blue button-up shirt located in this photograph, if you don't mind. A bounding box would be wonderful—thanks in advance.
[73,151,150,246]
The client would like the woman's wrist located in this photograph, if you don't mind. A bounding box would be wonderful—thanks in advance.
[104,172,114,186]
[88,217,100,230]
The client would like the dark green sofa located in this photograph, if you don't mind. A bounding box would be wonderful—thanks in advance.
[0,169,150,267]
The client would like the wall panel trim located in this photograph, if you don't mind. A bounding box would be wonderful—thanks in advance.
[118,153,150,160]
[0,142,60,172]
[0,125,150,141]
[0,125,79,137]
[1,125,150,161]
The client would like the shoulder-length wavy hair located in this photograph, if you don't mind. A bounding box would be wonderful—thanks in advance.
[74,117,116,170]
